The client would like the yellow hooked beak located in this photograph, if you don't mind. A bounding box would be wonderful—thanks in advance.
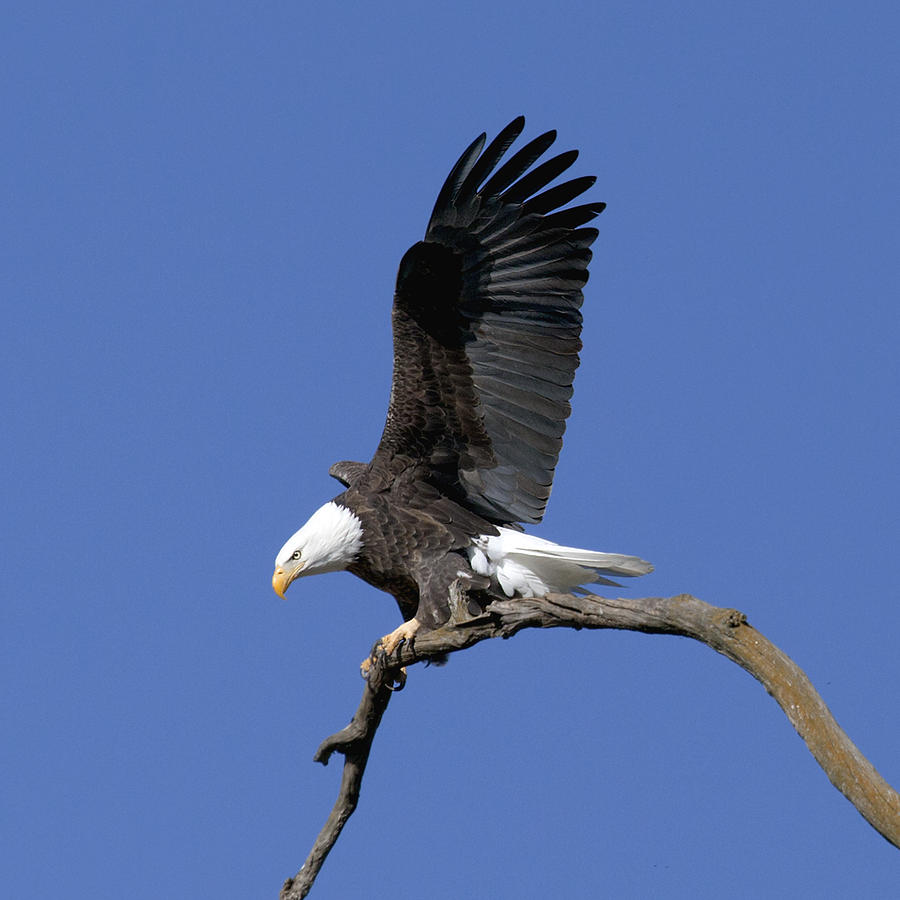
[272,566,290,599]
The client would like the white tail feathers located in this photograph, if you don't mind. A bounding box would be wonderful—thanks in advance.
[468,528,653,599]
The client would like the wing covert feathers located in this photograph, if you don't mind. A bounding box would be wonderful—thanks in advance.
[375,118,605,525]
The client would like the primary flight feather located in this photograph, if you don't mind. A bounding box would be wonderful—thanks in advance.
[272,117,652,653]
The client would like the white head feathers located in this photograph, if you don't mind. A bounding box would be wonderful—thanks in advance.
[275,501,364,577]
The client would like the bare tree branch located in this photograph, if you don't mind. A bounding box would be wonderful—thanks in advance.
[279,593,900,898]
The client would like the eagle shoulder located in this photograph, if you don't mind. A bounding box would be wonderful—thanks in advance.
[328,460,368,487]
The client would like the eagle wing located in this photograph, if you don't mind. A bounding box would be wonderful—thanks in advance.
[372,117,604,525]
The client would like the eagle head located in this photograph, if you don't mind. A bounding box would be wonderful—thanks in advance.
[271,501,364,598]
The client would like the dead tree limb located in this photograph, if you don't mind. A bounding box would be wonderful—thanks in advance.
[279,593,900,898]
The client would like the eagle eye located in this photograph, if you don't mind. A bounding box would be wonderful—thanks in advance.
[291,549,302,561]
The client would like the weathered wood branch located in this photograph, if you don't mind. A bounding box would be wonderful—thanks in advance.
[279,593,900,898]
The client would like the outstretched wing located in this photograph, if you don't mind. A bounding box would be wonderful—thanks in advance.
[372,117,604,525]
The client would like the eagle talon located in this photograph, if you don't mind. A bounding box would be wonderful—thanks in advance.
[360,653,408,690]
[379,618,421,658]
[386,667,407,691]
[379,636,405,658]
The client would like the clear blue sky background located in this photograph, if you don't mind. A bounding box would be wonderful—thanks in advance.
[3,3,899,898]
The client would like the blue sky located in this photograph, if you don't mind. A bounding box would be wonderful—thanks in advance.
[3,3,899,897]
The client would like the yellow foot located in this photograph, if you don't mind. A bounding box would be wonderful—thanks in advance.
[380,618,421,656]
[360,618,421,681]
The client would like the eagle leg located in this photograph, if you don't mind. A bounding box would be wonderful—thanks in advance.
[359,618,421,683]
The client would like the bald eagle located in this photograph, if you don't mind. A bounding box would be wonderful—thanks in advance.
[272,117,652,655]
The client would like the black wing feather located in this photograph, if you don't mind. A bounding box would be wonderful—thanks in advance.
[372,118,603,524]
[429,132,487,228]
[523,176,597,216]
[454,117,525,209]
[478,130,558,200]
[499,150,579,205]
